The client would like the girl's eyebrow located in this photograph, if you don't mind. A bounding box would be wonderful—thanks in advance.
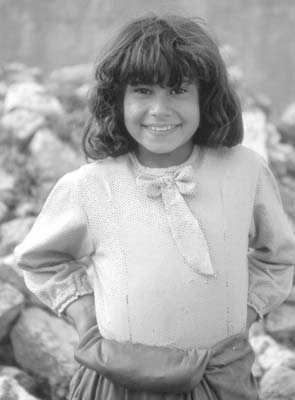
[129,83,151,86]
[126,78,196,88]
[181,77,195,84]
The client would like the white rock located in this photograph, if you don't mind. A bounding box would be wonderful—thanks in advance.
[219,44,237,66]
[0,168,17,213]
[280,102,295,126]
[1,109,46,143]
[0,171,14,218]
[277,103,295,144]
[0,366,38,396]
[7,72,38,84]
[278,178,295,230]
[13,201,37,218]
[269,140,295,171]
[75,83,92,101]
[267,123,282,147]
[0,254,26,292]
[29,129,83,181]
[265,303,295,332]
[0,254,44,307]
[265,303,295,346]
[250,334,295,372]
[4,65,43,84]
[0,170,15,192]
[0,375,40,400]
[4,62,28,74]
[10,307,78,388]
[4,82,64,117]
[0,281,25,341]
[0,202,9,223]
[0,82,8,98]
[286,285,295,303]
[259,366,295,400]
[242,108,268,161]
[0,216,35,257]
[48,64,93,85]
[227,65,244,88]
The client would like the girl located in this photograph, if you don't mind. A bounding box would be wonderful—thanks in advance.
[15,14,295,400]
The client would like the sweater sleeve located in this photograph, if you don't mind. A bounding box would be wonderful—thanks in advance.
[14,172,95,315]
[247,159,295,318]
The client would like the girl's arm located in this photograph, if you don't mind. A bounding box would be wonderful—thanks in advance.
[247,159,295,319]
[14,172,94,316]
[65,293,97,338]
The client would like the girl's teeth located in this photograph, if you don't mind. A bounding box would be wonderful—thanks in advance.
[149,125,176,132]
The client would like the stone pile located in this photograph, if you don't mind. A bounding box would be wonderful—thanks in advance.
[0,59,294,400]
[0,62,91,400]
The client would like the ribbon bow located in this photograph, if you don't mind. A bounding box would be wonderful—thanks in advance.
[136,165,196,198]
[136,165,215,277]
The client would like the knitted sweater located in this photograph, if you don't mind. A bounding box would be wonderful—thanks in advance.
[14,145,295,350]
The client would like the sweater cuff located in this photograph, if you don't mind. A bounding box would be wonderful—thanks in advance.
[24,268,94,315]
[57,288,94,316]
[54,272,94,315]
[247,292,265,319]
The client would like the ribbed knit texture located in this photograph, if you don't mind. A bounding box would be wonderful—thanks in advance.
[15,145,295,350]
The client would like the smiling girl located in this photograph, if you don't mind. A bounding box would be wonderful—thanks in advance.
[123,82,200,166]
[15,14,295,400]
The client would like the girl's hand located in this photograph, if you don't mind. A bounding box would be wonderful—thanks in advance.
[246,305,259,330]
[64,294,97,338]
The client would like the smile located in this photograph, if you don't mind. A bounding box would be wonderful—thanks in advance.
[142,124,181,132]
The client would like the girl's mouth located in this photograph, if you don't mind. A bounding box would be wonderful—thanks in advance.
[142,124,181,133]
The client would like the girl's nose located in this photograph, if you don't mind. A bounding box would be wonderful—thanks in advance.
[149,93,172,117]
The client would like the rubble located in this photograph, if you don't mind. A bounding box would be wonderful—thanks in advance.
[0,60,294,399]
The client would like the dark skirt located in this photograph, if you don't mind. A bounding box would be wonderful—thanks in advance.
[69,326,259,400]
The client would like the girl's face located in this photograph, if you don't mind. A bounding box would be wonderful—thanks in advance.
[123,82,200,167]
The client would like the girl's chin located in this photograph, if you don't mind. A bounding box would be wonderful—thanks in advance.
[141,141,193,154]
[136,142,194,165]
[141,145,180,155]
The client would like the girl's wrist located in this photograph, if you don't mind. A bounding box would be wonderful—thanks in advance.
[247,305,259,328]
[64,294,97,335]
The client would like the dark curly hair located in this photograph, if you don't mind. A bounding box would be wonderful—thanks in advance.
[83,14,243,160]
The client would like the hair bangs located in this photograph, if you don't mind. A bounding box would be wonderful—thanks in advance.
[117,31,196,88]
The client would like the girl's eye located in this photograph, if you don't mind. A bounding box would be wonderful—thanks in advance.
[133,87,151,95]
[170,87,187,95]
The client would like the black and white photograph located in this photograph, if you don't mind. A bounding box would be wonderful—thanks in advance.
[0,1,295,399]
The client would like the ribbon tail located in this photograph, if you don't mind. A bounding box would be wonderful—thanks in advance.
[175,230,215,277]
[189,252,215,277]
[162,186,216,278]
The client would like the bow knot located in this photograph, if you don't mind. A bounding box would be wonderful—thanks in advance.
[136,165,196,198]
[135,163,215,277]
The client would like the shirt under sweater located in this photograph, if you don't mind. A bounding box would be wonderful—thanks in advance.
[14,145,295,350]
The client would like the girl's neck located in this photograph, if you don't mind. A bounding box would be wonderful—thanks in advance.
[135,141,194,168]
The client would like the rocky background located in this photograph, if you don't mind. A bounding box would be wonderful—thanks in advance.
[0,48,294,399]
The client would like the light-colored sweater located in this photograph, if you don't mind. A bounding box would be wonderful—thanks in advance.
[14,145,295,349]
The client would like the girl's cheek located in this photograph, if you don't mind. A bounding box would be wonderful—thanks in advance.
[126,102,144,115]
